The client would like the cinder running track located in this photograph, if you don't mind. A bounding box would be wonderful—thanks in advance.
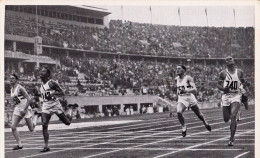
[5,106,255,158]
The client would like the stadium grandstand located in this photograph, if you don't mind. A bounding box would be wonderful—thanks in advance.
[5,5,254,121]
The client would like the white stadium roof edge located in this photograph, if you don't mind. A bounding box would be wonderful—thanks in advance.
[69,5,111,16]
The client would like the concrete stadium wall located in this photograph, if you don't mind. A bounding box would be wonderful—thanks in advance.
[66,95,221,114]
[66,95,159,114]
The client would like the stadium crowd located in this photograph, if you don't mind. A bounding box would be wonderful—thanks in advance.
[5,16,254,58]
[5,54,254,103]
[4,14,255,110]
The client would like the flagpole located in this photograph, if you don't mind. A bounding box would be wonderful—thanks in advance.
[233,8,236,57]
[205,8,208,27]
[121,5,124,22]
[150,6,152,24]
[178,8,181,26]
[35,5,38,56]
[233,8,236,27]
[36,5,38,36]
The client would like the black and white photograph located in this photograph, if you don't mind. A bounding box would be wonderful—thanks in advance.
[1,1,257,158]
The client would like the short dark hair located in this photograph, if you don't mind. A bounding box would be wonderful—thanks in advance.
[11,73,19,80]
[180,65,186,72]
[43,67,51,77]
[225,56,233,62]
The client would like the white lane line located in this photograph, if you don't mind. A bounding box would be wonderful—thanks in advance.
[13,112,228,149]
[19,114,232,157]
[5,109,224,139]
[188,135,254,138]
[5,147,245,151]
[101,113,224,132]
[19,114,255,157]
[90,117,169,131]
[81,120,255,158]
[80,121,254,158]
[18,115,255,158]
[234,151,250,158]
[6,120,255,152]
[5,118,160,138]
[7,113,224,154]
[5,118,166,143]
[6,142,255,149]
[5,114,186,142]
[5,120,142,133]
[107,114,219,133]
[5,111,254,142]
[153,129,254,158]
[5,117,168,136]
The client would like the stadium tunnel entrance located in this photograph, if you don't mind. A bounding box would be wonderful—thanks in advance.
[102,104,120,116]
[123,104,138,115]
[82,105,99,115]
[140,103,154,114]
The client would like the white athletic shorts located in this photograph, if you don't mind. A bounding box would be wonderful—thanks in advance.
[178,93,197,108]
[13,105,33,119]
[221,93,242,107]
[42,101,64,115]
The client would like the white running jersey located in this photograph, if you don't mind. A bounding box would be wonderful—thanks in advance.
[223,69,241,93]
[11,84,27,107]
[40,80,57,103]
[176,75,193,95]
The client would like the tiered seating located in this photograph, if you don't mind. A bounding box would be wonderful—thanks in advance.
[5,15,254,58]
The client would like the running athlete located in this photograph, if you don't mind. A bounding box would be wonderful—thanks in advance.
[39,67,72,152]
[9,74,35,150]
[217,56,248,146]
[175,66,211,137]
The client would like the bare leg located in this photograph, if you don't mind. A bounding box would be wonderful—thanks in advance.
[230,102,240,142]
[177,103,187,127]
[11,115,23,147]
[57,112,71,125]
[191,105,207,124]
[191,104,211,131]
[177,103,187,137]
[41,113,52,148]
[236,105,241,121]
[223,106,231,123]
[25,117,35,132]
[33,114,41,127]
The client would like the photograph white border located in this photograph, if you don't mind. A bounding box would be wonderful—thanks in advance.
[0,1,258,158]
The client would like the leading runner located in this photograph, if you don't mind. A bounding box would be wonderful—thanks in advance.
[39,67,72,152]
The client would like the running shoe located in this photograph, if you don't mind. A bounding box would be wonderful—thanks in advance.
[41,147,50,152]
[13,145,23,150]
[182,126,187,137]
[237,110,242,121]
[237,116,241,122]
[205,124,212,131]
[228,141,234,146]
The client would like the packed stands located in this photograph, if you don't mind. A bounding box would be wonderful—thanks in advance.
[5,14,254,58]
